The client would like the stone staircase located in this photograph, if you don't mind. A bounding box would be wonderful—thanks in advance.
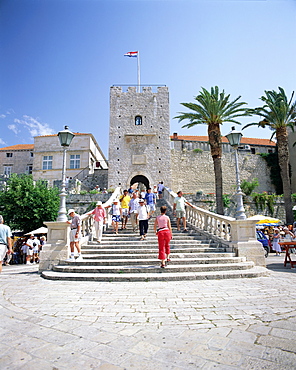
[41,200,268,281]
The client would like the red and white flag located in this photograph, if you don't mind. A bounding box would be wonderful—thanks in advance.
[124,51,138,57]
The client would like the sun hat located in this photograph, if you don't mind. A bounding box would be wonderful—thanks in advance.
[113,199,119,203]
[96,201,102,206]
[67,209,75,215]
[139,199,145,203]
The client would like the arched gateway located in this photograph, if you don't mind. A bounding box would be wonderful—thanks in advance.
[130,175,149,191]
[108,85,172,190]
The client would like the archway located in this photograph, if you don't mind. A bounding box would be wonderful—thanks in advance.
[130,175,150,191]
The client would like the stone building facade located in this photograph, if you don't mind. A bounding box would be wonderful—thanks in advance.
[33,133,108,186]
[108,85,171,190]
[0,144,34,177]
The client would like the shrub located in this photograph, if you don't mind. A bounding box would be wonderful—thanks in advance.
[193,148,203,153]
[252,192,277,215]
[240,178,259,196]
[222,194,231,208]
[89,189,99,194]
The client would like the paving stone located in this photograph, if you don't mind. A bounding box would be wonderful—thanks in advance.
[190,344,242,366]
[227,328,257,344]
[257,335,296,353]
[240,356,289,370]
[1,258,296,369]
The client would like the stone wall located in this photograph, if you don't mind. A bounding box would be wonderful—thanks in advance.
[171,149,275,194]
[66,193,111,215]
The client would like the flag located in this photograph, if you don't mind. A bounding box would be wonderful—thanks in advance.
[124,51,138,57]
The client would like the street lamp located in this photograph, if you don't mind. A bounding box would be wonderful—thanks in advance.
[56,126,75,222]
[225,126,246,220]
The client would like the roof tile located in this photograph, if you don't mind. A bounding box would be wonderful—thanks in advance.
[170,135,276,146]
[0,144,34,151]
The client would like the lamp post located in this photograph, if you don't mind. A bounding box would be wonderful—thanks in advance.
[225,126,246,220]
[56,126,75,222]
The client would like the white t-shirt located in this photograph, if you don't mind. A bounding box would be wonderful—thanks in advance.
[111,204,121,216]
[174,196,186,211]
[137,205,149,221]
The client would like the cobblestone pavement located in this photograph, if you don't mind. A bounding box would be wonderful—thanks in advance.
[1,256,296,369]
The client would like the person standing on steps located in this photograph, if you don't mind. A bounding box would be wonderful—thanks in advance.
[119,190,131,230]
[154,206,172,268]
[128,192,140,232]
[145,187,156,217]
[106,199,122,234]
[66,209,83,262]
[173,191,193,232]
[137,199,151,240]
[157,181,164,199]
[87,201,107,243]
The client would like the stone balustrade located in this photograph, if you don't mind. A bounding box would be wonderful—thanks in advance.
[163,188,266,267]
[39,187,122,272]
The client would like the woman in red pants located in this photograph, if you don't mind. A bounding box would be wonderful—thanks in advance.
[154,206,173,268]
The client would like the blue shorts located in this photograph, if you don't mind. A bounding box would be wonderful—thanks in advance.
[112,215,121,222]
[147,204,156,212]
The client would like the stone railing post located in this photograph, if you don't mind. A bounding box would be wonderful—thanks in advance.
[38,221,70,272]
[163,186,266,267]
[229,219,266,267]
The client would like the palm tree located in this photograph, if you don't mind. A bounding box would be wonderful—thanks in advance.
[243,87,296,224]
[175,86,251,215]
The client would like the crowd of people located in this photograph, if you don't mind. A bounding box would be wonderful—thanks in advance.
[82,182,176,267]
[259,224,296,256]
[0,224,46,268]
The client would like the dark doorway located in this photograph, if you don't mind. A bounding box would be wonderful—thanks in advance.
[130,175,150,191]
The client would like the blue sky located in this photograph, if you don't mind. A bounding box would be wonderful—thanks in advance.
[1,0,295,158]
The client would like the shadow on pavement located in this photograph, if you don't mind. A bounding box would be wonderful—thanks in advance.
[266,255,296,273]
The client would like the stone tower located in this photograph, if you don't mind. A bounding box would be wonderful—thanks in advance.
[108,85,171,190]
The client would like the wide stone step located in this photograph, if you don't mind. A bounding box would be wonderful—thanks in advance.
[82,245,222,252]
[59,256,246,266]
[52,261,254,274]
[81,247,226,254]
[42,266,268,282]
[81,252,236,259]
[102,234,208,241]
[87,241,217,248]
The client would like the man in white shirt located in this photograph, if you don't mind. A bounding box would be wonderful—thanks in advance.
[137,199,151,240]
[128,192,140,232]
[173,191,192,232]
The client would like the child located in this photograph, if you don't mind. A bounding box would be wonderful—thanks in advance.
[108,199,122,234]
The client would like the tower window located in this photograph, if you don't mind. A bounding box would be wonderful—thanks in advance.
[135,116,142,125]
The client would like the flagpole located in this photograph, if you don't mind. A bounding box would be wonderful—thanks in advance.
[137,51,140,92]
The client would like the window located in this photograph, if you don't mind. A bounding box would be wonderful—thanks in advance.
[6,153,13,157]
[43,156,53,170]
[70,154,80,169]
[135,116,142,125]
[26,165,33,174]
[30,152,34,157]
[3,166,12,177]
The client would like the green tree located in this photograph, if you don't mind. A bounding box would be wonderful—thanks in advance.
[175,86,251,215]
[243,87,296,224]
[0,174,60,233]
